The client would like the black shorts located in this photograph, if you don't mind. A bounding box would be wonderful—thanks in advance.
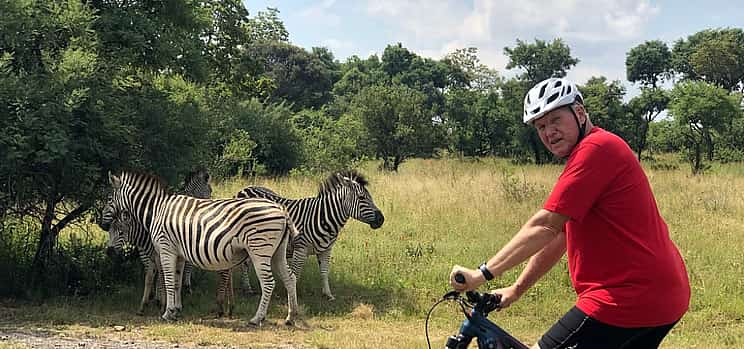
[538,307,679,349]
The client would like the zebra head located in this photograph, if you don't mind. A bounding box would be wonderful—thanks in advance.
[325,170,385,229]
[183,168,212,199]
[106,210,133,251]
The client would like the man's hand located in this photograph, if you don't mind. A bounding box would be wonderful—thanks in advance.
[490,284,523,310]
[449,265,485,292]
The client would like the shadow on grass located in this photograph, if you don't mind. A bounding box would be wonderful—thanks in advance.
[0,265,420,332]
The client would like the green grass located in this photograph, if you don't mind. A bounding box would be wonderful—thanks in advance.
[2,156,743,348]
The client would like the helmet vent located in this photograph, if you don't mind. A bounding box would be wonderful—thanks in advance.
[538,83,548,98]
[531,106,541,115]
[546,92,560,104]
[554,80,562,87]
[567,85,572,94]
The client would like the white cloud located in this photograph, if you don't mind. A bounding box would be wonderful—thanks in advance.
[299,0,341,27]
[363,0,661,75]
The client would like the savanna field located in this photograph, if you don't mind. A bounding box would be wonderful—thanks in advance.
[2,157,744,348]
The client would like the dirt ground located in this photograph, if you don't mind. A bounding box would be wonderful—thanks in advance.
[0,328,305,349]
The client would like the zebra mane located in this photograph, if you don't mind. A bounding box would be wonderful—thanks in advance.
[184,167,209,185]
[117,170,171,194]
[318,169,368,195]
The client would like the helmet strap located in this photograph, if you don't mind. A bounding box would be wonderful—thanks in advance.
[568,104,587,145]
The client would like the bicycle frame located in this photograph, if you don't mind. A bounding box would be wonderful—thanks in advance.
[437,290,530,349]
[447,304,529,349]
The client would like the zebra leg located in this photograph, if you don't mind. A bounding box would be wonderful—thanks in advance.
[158,248,183,321]
[248,255,275,326]
[182,261,193,295]
[173,256,186,317]
[317,249,335,301]
[138,261,156,315]
[215,270,232,317]
[272,233,298,326]
[240,259,257,295]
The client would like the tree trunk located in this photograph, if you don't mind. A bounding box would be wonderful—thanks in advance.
[703,128,714,161]
[31,199,92,275]
[528,131,543,164]
[637,121,649,162]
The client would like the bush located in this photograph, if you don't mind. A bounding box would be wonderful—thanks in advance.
[0,219,142,299]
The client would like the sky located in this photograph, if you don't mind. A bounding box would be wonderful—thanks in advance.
[242,0,744,99]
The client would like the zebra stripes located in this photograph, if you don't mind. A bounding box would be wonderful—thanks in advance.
[101,169,212,314]
[101,171,298,325]
[236,170,384,301]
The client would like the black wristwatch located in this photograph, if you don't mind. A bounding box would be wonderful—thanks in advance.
[479,263,494,281]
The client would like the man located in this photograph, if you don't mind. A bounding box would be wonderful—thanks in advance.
[450,77,690,349]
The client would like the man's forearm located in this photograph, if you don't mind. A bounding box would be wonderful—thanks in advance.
[512,232,566,295]
[484,210,566,278]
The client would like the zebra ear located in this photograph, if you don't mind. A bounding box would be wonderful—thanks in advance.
[108,171,122,189]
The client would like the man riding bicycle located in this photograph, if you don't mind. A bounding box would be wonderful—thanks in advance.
[450,77,690,349]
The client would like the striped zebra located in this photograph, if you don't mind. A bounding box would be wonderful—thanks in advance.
[236,170,384,301]
[100,171,299,325]
[101,169,212,315]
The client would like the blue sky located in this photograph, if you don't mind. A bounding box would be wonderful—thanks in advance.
[243,0,744,98]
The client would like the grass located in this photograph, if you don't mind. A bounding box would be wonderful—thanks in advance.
[2,156,744,348]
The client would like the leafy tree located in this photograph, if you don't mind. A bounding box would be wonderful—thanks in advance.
[627,88,670,160]
[443,47,501,92]
[580,77,636,145]
[91,0,211,82]
[672,28,744,92]
[247,41,341,110]
[291,109,368,174]
[246,7,289,43]
[668,81,740,174]
[504,38,579,84]
[351,84,441,171]
[626,40,672,88]
[228,99,303,175]
[0,1,216,273]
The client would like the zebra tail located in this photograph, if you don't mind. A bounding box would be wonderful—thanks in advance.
[285,215,300,240]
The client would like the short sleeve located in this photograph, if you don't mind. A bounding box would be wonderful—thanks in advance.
[544,140,622,222]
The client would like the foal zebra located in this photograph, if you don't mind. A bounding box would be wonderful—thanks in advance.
[101,171,299,325]
[102,169,212,314]
[236,170,384,300]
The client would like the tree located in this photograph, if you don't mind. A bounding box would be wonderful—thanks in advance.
[668,81,740,174]
[246,41,341,110]
[672,28,744,92]
[0,1,216,274]
[442,47,501,91]
[504,38,579,84]
[351,84,441,171]
[627,88,670,160]
[246,7,289,43]
[581,77,634,143]
[626,40,672,88]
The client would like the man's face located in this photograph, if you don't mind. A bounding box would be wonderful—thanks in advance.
[533,105,584,158]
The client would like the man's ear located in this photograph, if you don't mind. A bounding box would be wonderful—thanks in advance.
[573,103,588,123]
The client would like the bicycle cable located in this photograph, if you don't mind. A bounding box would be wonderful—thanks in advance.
[425,291,468,349]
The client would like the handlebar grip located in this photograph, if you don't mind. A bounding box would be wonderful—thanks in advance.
[454,273,465,284]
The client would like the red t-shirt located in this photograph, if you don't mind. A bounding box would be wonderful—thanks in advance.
[544,127,690,327]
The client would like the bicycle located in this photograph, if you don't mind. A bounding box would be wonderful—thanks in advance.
[425,273,530,349]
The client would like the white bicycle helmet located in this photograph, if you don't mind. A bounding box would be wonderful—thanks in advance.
[523,77,583,124]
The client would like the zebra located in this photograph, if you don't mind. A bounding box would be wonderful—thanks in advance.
[100,169,212,315]
[104,210,166,314]
[236,170,384,301]
[100,170,299,325]
[179,168,213,293]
